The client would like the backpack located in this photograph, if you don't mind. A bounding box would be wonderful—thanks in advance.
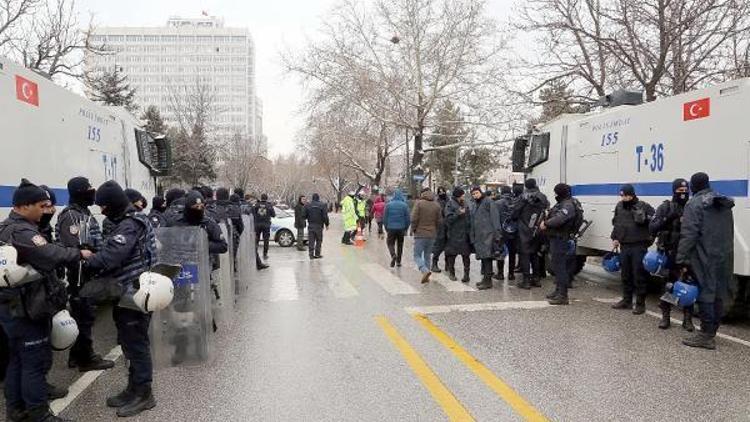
[570,197,585,238]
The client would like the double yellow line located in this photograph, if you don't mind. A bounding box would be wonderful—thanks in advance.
[376,314,549,422]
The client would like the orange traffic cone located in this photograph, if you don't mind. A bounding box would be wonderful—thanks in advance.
[354,227,365,247]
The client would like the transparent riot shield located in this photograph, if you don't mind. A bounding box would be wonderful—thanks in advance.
[150,227,213,368]
[211,223,234,328]
[236,215,256,297]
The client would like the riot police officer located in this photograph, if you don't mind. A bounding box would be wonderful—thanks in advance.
[168,191,228,255]
[56,177,116,372]
[163,188,187,225]
[253,194,275,260]
[611,184,655,315]
[0,179,91,422]
[84,181,157,417]
[649,178,694,331]
[540,183,579,305]
[148,196,168,229]
[512,179,549,289]
[208,188,244,251]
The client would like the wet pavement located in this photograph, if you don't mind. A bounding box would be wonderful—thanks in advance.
[6,217,750,421]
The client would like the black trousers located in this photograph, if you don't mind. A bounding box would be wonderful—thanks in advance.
[550,237,572,298]
[256,227,271,257]
[386,230,406,262]
[480,258,494,276]
[505,238,517,275]
[69,295,97,362]
[620,244,649,299]
[113,307,152,387]
[308,227,323,257]
[445,254,470,273]
[520,252,541,281]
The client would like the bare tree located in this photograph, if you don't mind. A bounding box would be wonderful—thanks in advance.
[218,132,267,193]
[0,0,38,48]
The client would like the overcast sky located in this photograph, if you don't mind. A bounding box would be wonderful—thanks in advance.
[78,0,514,157]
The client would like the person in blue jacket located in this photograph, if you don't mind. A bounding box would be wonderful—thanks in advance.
[383,190,410,267]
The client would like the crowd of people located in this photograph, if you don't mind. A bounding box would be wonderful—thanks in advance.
[336,171,733,350]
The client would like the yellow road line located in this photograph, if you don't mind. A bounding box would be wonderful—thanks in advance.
[414,313,550,422]
[375,315,475,422]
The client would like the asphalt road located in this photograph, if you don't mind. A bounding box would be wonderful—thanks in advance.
[5,217,750,421]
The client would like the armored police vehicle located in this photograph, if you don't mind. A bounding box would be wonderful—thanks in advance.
[512,80,750,318]
[0,57,170,218]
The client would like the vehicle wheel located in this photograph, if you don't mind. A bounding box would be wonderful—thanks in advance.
[276,229,295,247]
[725,275,749,322]
[545,255,586,277]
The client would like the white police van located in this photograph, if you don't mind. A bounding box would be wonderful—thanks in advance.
[0,57,169,218]
[512,79,750,318]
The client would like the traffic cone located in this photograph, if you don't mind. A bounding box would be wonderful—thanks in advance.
[354,227,365,247]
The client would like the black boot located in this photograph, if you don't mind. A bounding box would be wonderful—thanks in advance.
[116,384,156,417]
[548,295,569,305]
[507,272,515,281]
[611,297,632,310]
[447,262,457,281]
[493,261,504,281]
[26,406,71,422]
[431,258,442,273]
[390,256,396,268]
[682,308,695,332]
[476,275,493,290]
[658,307,671,329]
[461,271,470,283]
[545,290,558,299]
[6,407,27,422]
[517,278,531,290]
[47,382,68,400]
[530,277,542,288]
[75,354,116,372]
[633,296,646,315]
[107,382,135,408]
[682,332,716,349]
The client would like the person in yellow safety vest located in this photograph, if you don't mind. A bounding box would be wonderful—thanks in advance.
[355,193,367,230]
[341,191,358,245]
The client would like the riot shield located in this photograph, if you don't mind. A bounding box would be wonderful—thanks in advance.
[210,223,234,328]
[236,215,256,297]
[150,227,214,368]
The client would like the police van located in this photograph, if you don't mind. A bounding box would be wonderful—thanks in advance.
[512,80,750,318]
[0,57,170,218]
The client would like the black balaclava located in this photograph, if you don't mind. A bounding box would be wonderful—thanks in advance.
[68,177,95,207]
[153,197,166,212]
[39,185,56,227]
[512,184,524,197]
[12,179,49,207]
[200,186,214,202]
[437,186,447,201]
[525,178,538,190]
[95,181,130,220]
[216,188,230,201]
[620,184,636,208]
[165,188,186,207]
[553,183,572,202]
[184,191,205,224]
[690,172,710,194]
[672,178,689,205]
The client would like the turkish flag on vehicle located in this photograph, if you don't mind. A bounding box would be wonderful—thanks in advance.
[683,98,710,121]
[15,75,39,106]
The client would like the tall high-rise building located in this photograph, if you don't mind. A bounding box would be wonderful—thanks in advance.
[86,15,266,155]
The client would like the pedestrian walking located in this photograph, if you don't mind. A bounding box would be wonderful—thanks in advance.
[411,188,442,283]
[677,173,734,349]
[611,184,655,314]
[444,188,472,283]
[294,195,307,251]
[470,187,498,290]
[384,190,410,267]
[304,193,330,259]
[372,194,386,239]
[431,186,449,273]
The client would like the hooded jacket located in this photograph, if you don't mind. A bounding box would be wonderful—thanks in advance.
[372,196,386,221]
[410,190,443,238]
[340,195,358,231]
[383,190,410,232]
[443,197,472,256]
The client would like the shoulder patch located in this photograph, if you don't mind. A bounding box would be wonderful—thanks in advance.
[69,225,79,236]
[31,235,47,246]
[561,208,569,215]
[113,234,127,245]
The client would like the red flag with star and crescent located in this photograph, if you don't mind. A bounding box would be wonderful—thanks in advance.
[15,75,39,106]
[683,98,710,121]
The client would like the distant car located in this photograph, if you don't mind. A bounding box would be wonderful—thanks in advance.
[270,207,307,247]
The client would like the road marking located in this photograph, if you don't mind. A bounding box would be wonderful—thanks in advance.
[375,316,475,421]
[361,263,419,295]
[268,267,300,301]
[321,264,359,298]
[405,301,552,315]
[592,297,750,348]
[414,314,550,422]
[433,274,477,292]
[51,346,123,415]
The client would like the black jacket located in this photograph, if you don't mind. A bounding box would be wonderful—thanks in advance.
[168,214,228,255]
[676,189,734,303]
[544,197,577,239]
[513,188,549,249]
[443,198,472,256]
[148,209,167,229]
[611,198,655,246]
[649,200,684,254]
[56,203,104,288]
[252,201,275,230]
[294,202,306,229]
[494,193,515,240]
[304,200,330,229]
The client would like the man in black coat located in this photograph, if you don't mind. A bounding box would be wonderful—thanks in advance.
[470,187,499,290]
[540,183,578,305]
[431,186,449,273]
[677,173,734,349]
[294,195,307,251]
[304,193,330,259]
[611,184,655,315]
[512,179,549,289]
[253,193,276,260]
[443,188,472,283]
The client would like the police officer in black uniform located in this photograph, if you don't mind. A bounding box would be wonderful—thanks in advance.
[540,183,579,305]
[253,193,275,260]
[124,188,147,213]
[304,193,330,259]
[0,179,91,422]
[512,179,550,289]
[649,178,694,331]
[84,181,158,417]
[163,188,187,225]
[208,188,244,251]
[169,191,228,254]
[56,177,116,371]
[611,184,656,315]
[148,196,168,229]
